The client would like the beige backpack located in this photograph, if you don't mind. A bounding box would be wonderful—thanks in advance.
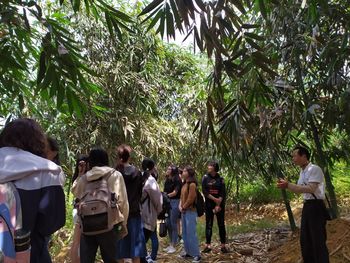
[78,172,123,235]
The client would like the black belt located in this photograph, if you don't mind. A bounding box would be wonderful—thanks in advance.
[304,199,324,203]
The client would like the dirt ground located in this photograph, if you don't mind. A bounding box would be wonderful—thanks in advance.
[53,199,350,263]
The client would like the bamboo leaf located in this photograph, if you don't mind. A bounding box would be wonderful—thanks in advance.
[253,58,277,77]
[169,0,183,32]
[257,0,267,19]
[141,5,162,24]
[139,0,164,16]
[242,23,260,29]
[166,3,175,38]
[194,0,206,11]
[246,37,262,51]
[73,0,80,12]
[23,8,30,31]
[37,51,46,85]
[105,12,115,39]
[146,9,163,32]
[230,0,246,14]
[156,10,166,38]
[244,32,265,41]
[252,51,272,64]
[111,18,123,40]
[230,36,242,55]
[40,63,55,90]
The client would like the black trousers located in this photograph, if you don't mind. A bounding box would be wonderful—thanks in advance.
[205,205,226,244]
[80,230,118,263]
[300,200,329,263]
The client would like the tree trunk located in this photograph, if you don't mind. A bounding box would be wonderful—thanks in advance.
[307,117,339,216]
[272,147,296,231]
[295,55,339,217]
[281,189,297,231]
[236,173,240,212]
[277,167,296,231]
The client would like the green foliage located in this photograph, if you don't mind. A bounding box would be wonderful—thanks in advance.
[0,0,132,116]
[238,183,291,204]
[331,163,350,198]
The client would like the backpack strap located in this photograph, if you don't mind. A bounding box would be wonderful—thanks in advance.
[141,192,149,204]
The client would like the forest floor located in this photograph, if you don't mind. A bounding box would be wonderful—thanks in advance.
[52,198,350,263]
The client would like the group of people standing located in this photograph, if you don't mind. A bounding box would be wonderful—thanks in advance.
[0,117,330,263]
[70,145,229,263]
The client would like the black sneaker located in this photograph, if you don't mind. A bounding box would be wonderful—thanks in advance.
[178,250,192,258]
[221,246,229,253]
[192,256,201,263]
[178,254,192,259]
[202,247,212,253]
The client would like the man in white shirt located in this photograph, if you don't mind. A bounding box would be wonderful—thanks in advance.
[277,146,329,263]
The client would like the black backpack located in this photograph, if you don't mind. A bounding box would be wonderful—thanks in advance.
[186,182,205,217]
[157,192,171,220]
[195,189,205,217]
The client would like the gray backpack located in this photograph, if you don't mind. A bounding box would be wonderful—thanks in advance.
[78,172,123,235]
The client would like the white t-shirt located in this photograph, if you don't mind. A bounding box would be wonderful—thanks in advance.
[297,163,325,200]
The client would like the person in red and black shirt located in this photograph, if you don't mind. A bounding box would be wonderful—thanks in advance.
[201,161,228,254]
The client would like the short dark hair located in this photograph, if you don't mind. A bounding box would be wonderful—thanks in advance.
[0,118,46,157]
[88,148,109,168]
[116,144,132,163]
[208,160,220,172]
[142,158,155,171]
[293,146,310,160]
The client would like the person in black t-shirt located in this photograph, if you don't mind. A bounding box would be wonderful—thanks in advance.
[202,161,228,254]
[163,165,182,254]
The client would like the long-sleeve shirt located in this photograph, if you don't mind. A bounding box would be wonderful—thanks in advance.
[0,147,66,263]
[180,182,197,211]
[117,164,143,217]
[141,175,163,231]
[202,173,226,208]
[72,166,129,227]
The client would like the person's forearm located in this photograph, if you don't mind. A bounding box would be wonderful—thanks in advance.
[168,190,177,198]
[287,182,318,194]
[208,194,220,202]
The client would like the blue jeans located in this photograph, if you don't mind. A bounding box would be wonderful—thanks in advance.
[150,230,159,260]
[167,199,180,245]
[182,210,200,257]
[116,216,147,259]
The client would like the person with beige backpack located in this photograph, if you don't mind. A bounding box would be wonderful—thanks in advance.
[72,148,129,263]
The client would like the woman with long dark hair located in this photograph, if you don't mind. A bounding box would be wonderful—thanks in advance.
[0,118,65,263]
[179,166,201,262]
[163,165,182,253]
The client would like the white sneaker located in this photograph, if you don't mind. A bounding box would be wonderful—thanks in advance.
[163,245,171,252]
[147,259,156,263]
[167,246,176,254]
